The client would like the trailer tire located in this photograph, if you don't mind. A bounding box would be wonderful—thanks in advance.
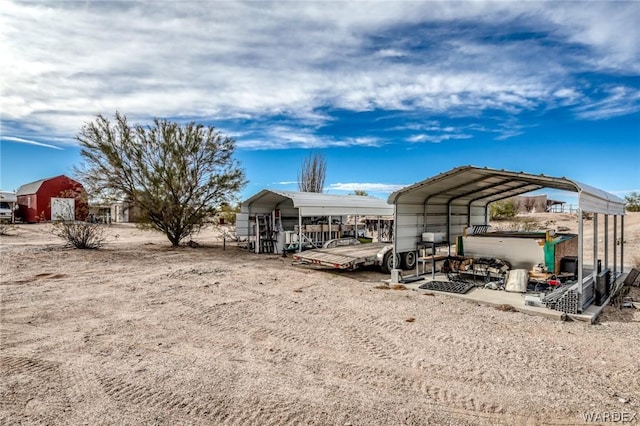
[401,251,417,270]
[381,251,401,274]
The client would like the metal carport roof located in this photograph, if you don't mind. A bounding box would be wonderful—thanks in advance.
[242,189,394,217]
[388,165,625,216]
[386,166,627,310]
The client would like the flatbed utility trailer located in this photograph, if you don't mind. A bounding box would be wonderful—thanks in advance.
[292,239,401,273]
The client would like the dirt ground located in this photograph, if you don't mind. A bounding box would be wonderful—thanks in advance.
[1,213,639,425]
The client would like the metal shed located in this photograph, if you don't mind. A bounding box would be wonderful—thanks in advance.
[239,190,393,253]
[387,165,626,311]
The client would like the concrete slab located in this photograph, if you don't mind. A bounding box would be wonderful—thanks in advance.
[397,272,601,322]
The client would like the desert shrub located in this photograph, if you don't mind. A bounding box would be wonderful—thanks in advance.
[520,218,539,231]
[489,199,517,220]
[52,220,106,249]
[625,192,640,212]
[490,216,540,232]
[0,223,14,235]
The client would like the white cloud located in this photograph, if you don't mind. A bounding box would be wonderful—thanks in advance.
[236,125,383,150]
[407,133,472,144]
[1,1,638,147]
[375,49,407,58]
[2,136,63,150]
[573,86,640,120]
[543,2,640,73]
[327,182,406,193]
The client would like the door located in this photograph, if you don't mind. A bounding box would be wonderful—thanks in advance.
[51,198,75,221]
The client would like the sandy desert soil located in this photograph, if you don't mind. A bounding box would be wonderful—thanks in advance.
[1,213,639,425]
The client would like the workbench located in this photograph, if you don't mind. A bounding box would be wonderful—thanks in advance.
[416,241,451,278]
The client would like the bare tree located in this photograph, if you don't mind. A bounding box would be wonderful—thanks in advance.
[76,112,246,247]
[523,197,536,213]
[297,152,326,193]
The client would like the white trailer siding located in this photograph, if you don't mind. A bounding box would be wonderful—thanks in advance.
[463,236,545,270]
[395,203,423,253]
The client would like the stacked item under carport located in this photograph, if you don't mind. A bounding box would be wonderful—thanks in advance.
[541,285,581,314]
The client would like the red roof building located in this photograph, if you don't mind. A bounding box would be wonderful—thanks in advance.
[16,175,88,223]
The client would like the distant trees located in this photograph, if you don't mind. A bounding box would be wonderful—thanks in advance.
[298,152,326,193]
[625,192,640,212]
[489,198,517,220]
[218,202,240,225]
[351,190,369,196]
[522,197,536,213]
[76,112,246,246]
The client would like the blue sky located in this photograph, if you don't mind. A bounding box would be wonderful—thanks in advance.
[1,1,639,205]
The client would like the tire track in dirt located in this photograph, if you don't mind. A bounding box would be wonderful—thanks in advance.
[98,375,200,412]
[327,359,506,416]
[176,291,326,353]
[411,356,510,387]
[412,330,531,388]
[242,288,410,361]
[0,356,71,423]
[96,374,314,425]
[172,285,506,419]
[59,358,111,422]
[366,314,433,339]
[0,330,46,351]
[0,355,60,376]
[218,400,313,426]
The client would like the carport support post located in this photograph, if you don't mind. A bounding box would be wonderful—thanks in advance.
[355,215,358,239]
[298,212,302,253]
[621,215,625,272]
[604,215,609,271]
[391,203,402,283]
[613,215,618,277]
[329,216,332,241]
[577,209,584,308]
[447,203,452,244]
[593,213,598,275]
[255,215,260,254]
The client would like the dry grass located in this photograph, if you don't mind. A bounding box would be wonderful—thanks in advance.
[373,284,391,290]
[390,284,408,290]
[495,304,517,312]
[0,223,15,235]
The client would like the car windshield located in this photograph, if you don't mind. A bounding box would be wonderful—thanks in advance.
[0,202,10,209]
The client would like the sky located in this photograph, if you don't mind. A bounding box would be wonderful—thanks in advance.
[1,1,639,206]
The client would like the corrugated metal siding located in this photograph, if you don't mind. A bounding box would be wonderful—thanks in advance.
[241,190,393,217]
[388,166,625,260]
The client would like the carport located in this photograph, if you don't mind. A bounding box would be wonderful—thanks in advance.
[387,166,626,313]
[239,190,393,253]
